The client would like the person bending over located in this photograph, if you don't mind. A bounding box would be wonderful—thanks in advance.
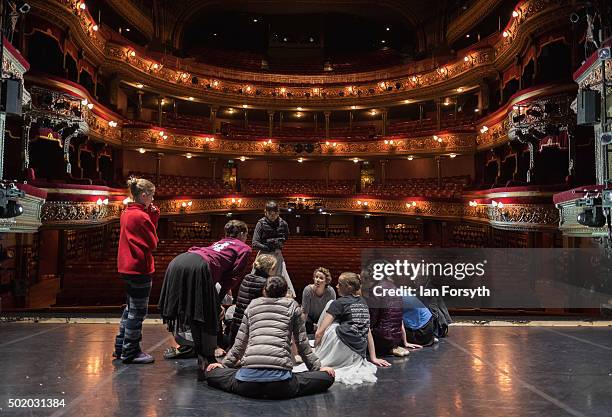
[302,267,336,334]
[158,220,252,380]
[206,276,335,399]
[315,272,390,385]
[229,253,277,345]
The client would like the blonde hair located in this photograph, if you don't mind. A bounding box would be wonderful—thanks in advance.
[313,267,332,285]
[127,177,155,202]
[338,272,361,295]
[253,254,277,274]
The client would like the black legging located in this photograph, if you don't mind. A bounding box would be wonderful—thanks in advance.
[190,320,217,362]
[206,368,334,399]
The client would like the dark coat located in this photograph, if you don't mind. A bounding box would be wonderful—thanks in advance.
[252,216,289,252]
[229,270,269,344]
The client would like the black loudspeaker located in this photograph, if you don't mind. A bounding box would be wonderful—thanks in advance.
[1,78,22,115]
[577,89,600,126]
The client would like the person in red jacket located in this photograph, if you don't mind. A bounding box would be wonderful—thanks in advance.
[114,177,159,364]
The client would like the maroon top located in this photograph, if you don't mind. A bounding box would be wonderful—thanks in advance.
[188,238,252,294]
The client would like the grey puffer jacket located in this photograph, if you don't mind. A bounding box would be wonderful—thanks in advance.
[222,297,321,371]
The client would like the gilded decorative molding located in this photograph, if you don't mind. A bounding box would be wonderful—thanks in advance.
[122,127,475,157]
[41,201,123,226]
[27,0,579,105]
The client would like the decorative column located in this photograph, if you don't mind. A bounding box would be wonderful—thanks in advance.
[324,111,331,139]
[435,99,441,130]
[22,114,33,171]
[136,91,144,120]
[435,156,442,187]
[210,157,217,182]
[267,110,274,137]
[210,106,218,134]
[267,160,273,187]
[156,153,164,182]
[157,96,163,126]
[380,159,388,186]
[381,108,388,136]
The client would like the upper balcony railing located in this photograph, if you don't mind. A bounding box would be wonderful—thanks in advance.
[29,0,578,105]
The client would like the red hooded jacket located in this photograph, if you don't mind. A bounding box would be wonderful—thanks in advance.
[117,203,159,275]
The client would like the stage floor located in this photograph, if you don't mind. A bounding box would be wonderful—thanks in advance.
[0,323,611,417]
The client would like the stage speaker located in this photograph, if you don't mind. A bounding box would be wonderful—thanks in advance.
[577,89,600,125]
[1,78,22,115]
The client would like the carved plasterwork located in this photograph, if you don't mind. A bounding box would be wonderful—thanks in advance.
[41,201,123,226]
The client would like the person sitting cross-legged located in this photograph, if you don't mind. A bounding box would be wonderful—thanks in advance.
[206,276,335,399]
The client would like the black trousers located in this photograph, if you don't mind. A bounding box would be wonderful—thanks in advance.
[372,333,398,356]
[404,317,435,346]
[206,368,334,399]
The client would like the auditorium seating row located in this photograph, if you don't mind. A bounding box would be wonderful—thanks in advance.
[161,114,213,133]
[362,176,469,198]
[130,172,232,197]
[221,123,376,141]
[387,116,476,136]
[55,237,431,306]
[240,179,356,195]
[190,47,404,74]
[126,174,469,198]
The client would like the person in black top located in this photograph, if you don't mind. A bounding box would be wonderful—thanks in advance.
[251,201,296,297]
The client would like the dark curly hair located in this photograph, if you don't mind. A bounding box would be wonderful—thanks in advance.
[264,276,288,298]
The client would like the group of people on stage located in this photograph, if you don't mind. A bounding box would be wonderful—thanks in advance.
[114,177,450,399]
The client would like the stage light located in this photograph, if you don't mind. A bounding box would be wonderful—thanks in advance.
[138,148,145,154]
[0,184,25,218]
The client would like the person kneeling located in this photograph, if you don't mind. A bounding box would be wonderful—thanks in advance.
[206,276,335,399]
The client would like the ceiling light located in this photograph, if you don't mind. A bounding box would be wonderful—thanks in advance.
[381,40,386,44]
[386,27,390,31]
[474,108,480,112]
[125,28,130,32]
[253,18,258,22]
[466,34,470,38]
